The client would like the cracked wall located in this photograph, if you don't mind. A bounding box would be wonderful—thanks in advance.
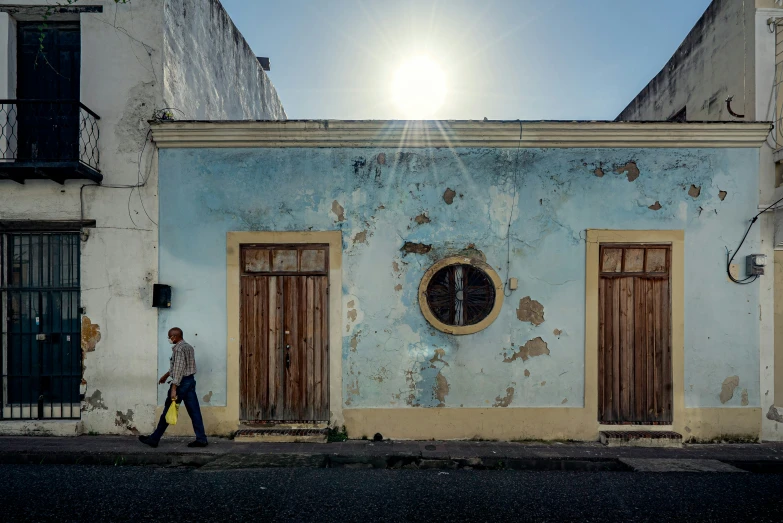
[159,146,761,410]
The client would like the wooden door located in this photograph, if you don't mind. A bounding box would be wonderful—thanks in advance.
[598,245,672,424]
[240,245,329,421]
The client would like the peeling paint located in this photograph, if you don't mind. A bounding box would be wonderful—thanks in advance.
[540,381,546,386]
[115,409,138,434]
[370,367,391,384]
[350,331,361,352]
[352,230,368,244]
[331,200,345,222]
[346,378,360,404]
[85,390,107,411]
[767,405,783,423]
[394,284,403,292]
[503,337,550,363]
[81,316,101,353]
[401,242,432,256]
[524,369,530,377]
[493,387,515,407]
[553,329,562,336]
[594,167,604,177]
[202,391,213,403]
[516,297,545,326]
[414,213,431,225]
[688,185,701,198]
[741,389,748,406]
[561,398,568,404]
[429,348,449,368]
[719,190,727,201]
[377,153,386,165]
[443,188,456,205]
[434,371,450,407]
[648,201,662,211]
[615,161,640,182]
[685,426,692,433]
[720,376,740,404]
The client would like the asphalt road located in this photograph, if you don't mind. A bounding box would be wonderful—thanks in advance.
[0,465,781,522]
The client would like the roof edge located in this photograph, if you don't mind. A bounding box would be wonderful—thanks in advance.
[150,120,774,149]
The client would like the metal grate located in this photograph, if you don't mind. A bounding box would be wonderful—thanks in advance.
[425,264,496,326]
[1,233,81,420]
[0,100,100,172]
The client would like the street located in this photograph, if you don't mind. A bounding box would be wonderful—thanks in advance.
[0,465,780,522]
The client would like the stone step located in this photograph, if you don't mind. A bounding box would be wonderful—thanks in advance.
[233,428,328,443]
[599,430,683,448]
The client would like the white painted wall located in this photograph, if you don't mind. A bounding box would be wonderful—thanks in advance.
[618,0,757,122]
[162,0,285,120]
[0,0,285,435]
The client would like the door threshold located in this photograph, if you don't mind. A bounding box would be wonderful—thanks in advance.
[234,427,328,443]
[239,421,329,430]
[598,424,673,432]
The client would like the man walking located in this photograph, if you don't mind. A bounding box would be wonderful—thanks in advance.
[139,327,208,448]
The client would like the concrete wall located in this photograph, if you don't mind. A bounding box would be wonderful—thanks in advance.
[617,0,757,122]
[158,145,762,439]
[163,0,286,120]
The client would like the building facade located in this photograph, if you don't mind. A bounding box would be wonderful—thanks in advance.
[617,0,783,441]
[0,0,284,436]
[150,120,770,442]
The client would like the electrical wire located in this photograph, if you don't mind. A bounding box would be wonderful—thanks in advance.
[726,194,783,284]
[503,121,523,298]
[78,104,188,229]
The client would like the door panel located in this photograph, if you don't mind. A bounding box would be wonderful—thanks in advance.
[598,245,672,424]
[240,245,329,422]
[17,23,81,162]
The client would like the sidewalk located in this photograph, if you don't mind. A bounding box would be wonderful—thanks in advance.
[2,436,783,472]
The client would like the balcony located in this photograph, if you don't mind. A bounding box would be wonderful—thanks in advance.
[0,100,101,184]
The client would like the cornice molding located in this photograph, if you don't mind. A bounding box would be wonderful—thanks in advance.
[150,120,773,149]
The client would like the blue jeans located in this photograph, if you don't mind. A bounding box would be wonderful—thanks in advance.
[149,375,207,443]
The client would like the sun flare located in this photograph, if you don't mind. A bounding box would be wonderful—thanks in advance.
[392,56,447,119]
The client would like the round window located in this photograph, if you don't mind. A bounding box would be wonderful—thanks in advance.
[419,257,504,335]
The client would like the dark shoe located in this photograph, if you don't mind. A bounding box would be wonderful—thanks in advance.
[187,440,208,448]
[138,435,158,448]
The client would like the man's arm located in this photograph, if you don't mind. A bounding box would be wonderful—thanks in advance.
[159,371,170,384]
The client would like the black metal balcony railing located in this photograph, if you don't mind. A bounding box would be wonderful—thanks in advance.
[0,100,101,183]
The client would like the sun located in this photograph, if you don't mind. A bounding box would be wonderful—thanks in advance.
[392,56,447,119]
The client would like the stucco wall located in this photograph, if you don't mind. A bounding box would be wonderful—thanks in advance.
[0,0,285,435]
[158,146,761,417]
[617,0,757,122]
[163,0,286,120]
[0,0,166,436]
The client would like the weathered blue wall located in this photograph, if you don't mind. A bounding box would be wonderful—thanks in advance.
[158,147,760,410]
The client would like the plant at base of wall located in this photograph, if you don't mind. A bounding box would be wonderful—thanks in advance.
[327,426,349,443]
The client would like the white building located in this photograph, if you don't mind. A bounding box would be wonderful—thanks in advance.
[617,0,783,440]
[0,0,284,436]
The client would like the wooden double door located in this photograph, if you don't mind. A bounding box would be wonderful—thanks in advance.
[240,245,329,422]
[598,244,673,424]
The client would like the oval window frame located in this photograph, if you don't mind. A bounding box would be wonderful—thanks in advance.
[418,256,504,335]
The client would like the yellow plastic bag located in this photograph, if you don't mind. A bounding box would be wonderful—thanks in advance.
[165,400,179,425]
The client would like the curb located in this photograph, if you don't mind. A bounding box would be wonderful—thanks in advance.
[1,451,781,473]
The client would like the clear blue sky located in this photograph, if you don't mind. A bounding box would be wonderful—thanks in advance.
[220,0,713,120]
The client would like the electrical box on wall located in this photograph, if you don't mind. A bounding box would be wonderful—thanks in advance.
[746,254,767,276]
[152,284,172,308]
